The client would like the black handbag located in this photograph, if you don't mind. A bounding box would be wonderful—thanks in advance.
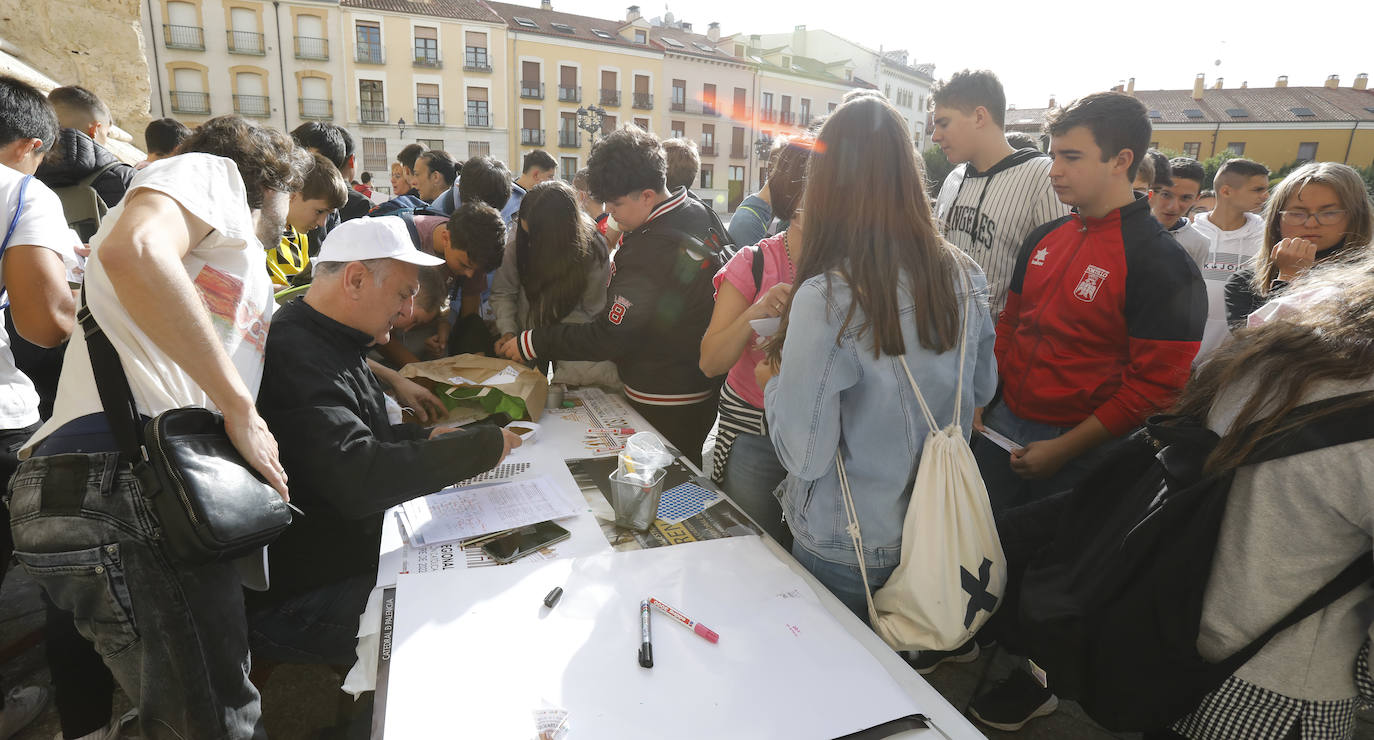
[79,291,292,564]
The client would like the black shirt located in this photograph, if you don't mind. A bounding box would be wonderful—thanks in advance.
[254,298,504,603]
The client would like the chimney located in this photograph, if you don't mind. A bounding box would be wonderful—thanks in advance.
[1048,94,1056,109]
[681,21,691,32]
[1356,73,1369,90]
[707,22,720,42]
[1213,77,1223,90]
[1240,80,1248,89]
[749,33,761,48]
[540,0,551,8]
[1325,74,1340,88]
[1127,77,1135,95]
[1192,73,1205,99]
[626,5,641,21]
[792,24,807,56]
[1276,75,1288,87]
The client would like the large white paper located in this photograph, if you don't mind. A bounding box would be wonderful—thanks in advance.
[399,475,580,546]
[385,537,923,739]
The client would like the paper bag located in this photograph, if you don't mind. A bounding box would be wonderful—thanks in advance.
[399,354,548,424]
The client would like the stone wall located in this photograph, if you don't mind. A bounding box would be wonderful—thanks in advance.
[0,0,153,151]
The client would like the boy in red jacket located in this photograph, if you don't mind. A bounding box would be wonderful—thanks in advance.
[962,92,1206,731]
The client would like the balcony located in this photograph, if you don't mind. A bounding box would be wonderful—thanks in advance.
[599,89,620,107]
[163,24,204,50]
[732,105,753,120]
[521,129,546,146]
[672,100,722,116]
[632,92,653,110]
[170,90,210,115]
[299,98,333,120]
[227,30,265,55]
[414,107,444,126]
[294,36,328,60]
[760,108,777,123]
[467,111,491,128]
[558,130,580,148]
[799,113,813,128]
[464,49,492,72]
[699,144,717,157]
[359,103,387,124]
[520,82,544,100]
[780,111,798,125]
[413,51,442,69]
[232,94,270,117]
[355,44,385,65]
[558,85,581,103]
[670,98,686,112]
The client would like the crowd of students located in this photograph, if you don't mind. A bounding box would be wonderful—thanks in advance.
[0,64,1372,739]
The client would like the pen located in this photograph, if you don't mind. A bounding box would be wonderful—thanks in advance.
[648,597,719,644]
[638,599,653,668]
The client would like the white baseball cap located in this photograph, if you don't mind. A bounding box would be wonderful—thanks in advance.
[315,216,445,267]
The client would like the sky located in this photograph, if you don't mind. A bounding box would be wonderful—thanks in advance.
[525,0,1371,108]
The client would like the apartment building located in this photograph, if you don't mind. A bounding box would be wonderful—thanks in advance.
[341,0,511,180]
[141,0,346,131]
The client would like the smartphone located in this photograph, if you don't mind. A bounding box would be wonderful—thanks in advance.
[481,521,571,564]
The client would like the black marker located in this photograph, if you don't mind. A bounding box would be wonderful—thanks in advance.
[638,599,653,668]
[543,586,563,609]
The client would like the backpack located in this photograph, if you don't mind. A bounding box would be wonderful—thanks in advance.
[839,266,1007,651]
[367,195,431,220]
[50,160,122,242]
[1009,394,1374,731]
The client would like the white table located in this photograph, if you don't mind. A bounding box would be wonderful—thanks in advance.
[345,389,984,739]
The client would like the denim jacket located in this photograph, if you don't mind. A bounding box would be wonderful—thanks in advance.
[763,262,998,568]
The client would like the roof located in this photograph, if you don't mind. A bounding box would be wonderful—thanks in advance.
[1004,106,1050,131]
[648,26,746,64]
[485,1,650,51]
[744,45,871,88]
[341,0,502,23]
[1131,86,1374,124]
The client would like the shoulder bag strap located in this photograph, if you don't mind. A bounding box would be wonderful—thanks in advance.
[2,174,32,258]
[78,288,149,462]
[751,242,765,295]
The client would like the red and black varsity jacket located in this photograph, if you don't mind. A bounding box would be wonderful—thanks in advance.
[994,195,1206,436]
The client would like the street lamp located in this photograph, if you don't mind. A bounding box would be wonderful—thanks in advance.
[397,117,407,139]
[576,104,606,145]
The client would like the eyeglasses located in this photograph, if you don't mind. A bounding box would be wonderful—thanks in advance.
[1279,209,1347,226]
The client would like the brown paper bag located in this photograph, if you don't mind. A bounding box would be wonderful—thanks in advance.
[399,354,549,424]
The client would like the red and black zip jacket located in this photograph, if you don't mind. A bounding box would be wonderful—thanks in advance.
[994,195,1206,436]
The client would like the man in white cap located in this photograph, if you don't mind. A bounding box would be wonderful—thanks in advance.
[247,216,520,665]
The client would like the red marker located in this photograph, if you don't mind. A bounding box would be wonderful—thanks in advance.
[648,597,719,644]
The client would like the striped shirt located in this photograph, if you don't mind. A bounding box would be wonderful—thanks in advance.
[935,149,1068,317]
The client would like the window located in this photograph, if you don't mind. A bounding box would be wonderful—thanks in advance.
[359,79,385,123]
[884,84,891,98]
[551,22,574,33]
[733,87,747,119]
[1148,110,1162,119]
[601,114,617,136]
[466,86,489,127]
[295,14,327,60]
[1290,107,1316,117]
[171,67,207,115]
[355,21,382,64]
[800,98,811,125]
[559,66,580,102]
[693,42,716,54]
[416,83,440,125]
[416,138,443,151]
[1226,142,1246,156]
[465,31,489,70]
[559,112,578,147]
[731,126,745,158]
[1182,142,1201,158]
[703,83,717,115]
[633,74,651,109]
[468,141,491,158]
[1297,142,1318,162]
[662,37,685,48]
[591,29,613,39]
[521,61,542,99]
[513,16,537,28]
[701,123,715,155]
[1225,108,1249,118]
[828,102,837,113]
[782,56,792,68]
[299,76,330,119]
[228,8,263,54]
[362,137,388,172]
[700,163,713,189]
[1183,109,1204,120]
[560,156,577,182]
[634,29,647,44]
[670,120,684,139]
[671,79,686,111]
[728,165,745,209]
[600,70,619,106]
[413,26,439,67]
[233,72,268,117]
[164,1,204,50]
[780,95,792,124]
[521,108,544,146]
[761,92,774,120]
[734,44,744,57]
[634,117,649,130]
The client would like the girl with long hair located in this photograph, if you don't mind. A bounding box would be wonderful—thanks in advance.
[699,135,813,544]
[1223,161,1373,327]
[1160,250,1374,739]
[754,95,997,618]
[490,179,618,387]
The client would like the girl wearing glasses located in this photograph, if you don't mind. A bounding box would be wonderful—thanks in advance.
[1224,162,1374,327]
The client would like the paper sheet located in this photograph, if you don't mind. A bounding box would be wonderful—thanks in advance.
[385,537,922,739]
[979,426,1022,453]
[399,476,580,546]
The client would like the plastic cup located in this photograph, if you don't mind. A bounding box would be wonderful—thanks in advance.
[608,468,667,531]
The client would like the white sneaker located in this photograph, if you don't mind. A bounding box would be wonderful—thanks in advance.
[0,685,50,740]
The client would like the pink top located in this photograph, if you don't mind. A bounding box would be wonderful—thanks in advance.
[712,233,795,408]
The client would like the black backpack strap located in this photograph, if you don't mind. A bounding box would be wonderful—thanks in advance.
[1243,393,1374,466]
[395,210,423,251]
[751,243,765,296]
[79,160,125,194]
[77,289,148,462]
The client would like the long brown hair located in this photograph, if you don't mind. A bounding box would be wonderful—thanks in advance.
[766,95,959,362]
[1174,250,1374,472]
[1251,161,1374,297]
[515,180,608,328]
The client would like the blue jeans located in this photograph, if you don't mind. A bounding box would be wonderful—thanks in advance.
[7,452,265,739]
[973,401,1120,513]
[248,573,376,665]
[720,431,790,544]
[790,542,897,624]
